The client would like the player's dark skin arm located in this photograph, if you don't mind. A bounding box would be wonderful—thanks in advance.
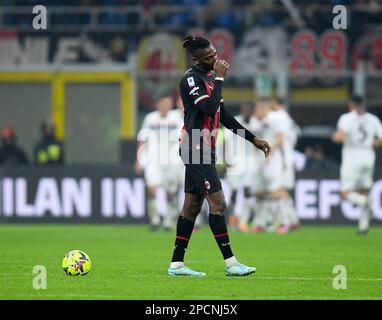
[196,60,271,157]
[196,56,271,158]
[220,104,271,158]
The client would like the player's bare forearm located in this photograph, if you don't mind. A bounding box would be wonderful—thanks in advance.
[272,133,285,150]
[332,130,345,143]
[219,105,271,157]
[135,140,147,175]
[220,105,256,143]
[136,140,146,160]
[374,139,382,148]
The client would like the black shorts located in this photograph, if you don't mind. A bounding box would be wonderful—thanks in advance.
[184,164,222,195]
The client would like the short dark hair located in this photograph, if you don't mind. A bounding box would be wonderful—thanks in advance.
[350,95,365,106]
[275,97,286,106]
[41,119,55,134]
[257,97,271,104]
[182,34,211,57]
[240,102,255,112]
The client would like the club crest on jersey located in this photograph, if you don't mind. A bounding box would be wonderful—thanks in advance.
[189,86,199,96]
[187,77,195,87]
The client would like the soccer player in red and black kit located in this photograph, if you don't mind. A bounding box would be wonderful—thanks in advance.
[168,34,271,277]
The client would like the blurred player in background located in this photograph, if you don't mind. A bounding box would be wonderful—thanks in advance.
[167,96,187,229]
[135,95,184,231]
[250,98,285,233]
[224,102,261,232]
[270,98,300,232]
[332,95,382,235]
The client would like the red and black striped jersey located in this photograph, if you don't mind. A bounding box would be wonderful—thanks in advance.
[179,65,221,164]
[179,65,256,165]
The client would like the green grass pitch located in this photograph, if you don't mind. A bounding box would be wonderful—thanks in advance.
[0,224,381,300]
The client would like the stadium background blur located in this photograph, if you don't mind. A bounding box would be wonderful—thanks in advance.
[0,0,382,225]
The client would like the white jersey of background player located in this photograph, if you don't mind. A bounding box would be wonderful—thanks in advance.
[252,99,296,233]
[250,99,285,233]
[136,96,184,231]
[224,102,262,232]
[332,96,382,235]
[271,98,300,232]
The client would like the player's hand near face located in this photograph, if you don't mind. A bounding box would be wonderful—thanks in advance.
[213,60,230,78]
[253,138,271,158]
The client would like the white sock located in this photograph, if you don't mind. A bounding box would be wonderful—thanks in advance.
[267,198,279,229]
[254,199,267,228]
[285,195,298,225]
[239,197,251,226]
[148,198,160,225]
[163,198,178,229]
[358,205,370,232]
[170,262,184,269]
[347,192,368,206]
[274,198,288,226]
[224,256,239,267]
[248,197,256,223]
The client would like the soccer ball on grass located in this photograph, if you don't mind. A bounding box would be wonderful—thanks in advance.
[62,250,91,276]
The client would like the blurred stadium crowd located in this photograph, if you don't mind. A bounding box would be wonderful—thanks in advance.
[0,120,64,166]
[1,0,381,162]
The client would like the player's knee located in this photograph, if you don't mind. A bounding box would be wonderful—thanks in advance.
[244,187,251,198]
[230,190,237,202]
[181,202,201,221]
[148,186,157,198]
[340,191,348,200]
[221,199,227,213]
[181,213,195,223]
[212,199,226,214]
[167,192,175,202]
[191,201,203,216]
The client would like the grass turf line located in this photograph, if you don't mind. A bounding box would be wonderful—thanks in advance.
[0,224,381,300]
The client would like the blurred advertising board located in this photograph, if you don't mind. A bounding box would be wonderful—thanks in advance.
[0,166,381,224]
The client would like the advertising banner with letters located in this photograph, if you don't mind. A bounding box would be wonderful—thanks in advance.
[0,166,381,224]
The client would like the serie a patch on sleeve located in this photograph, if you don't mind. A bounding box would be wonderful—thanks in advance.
[187,77,195,87]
